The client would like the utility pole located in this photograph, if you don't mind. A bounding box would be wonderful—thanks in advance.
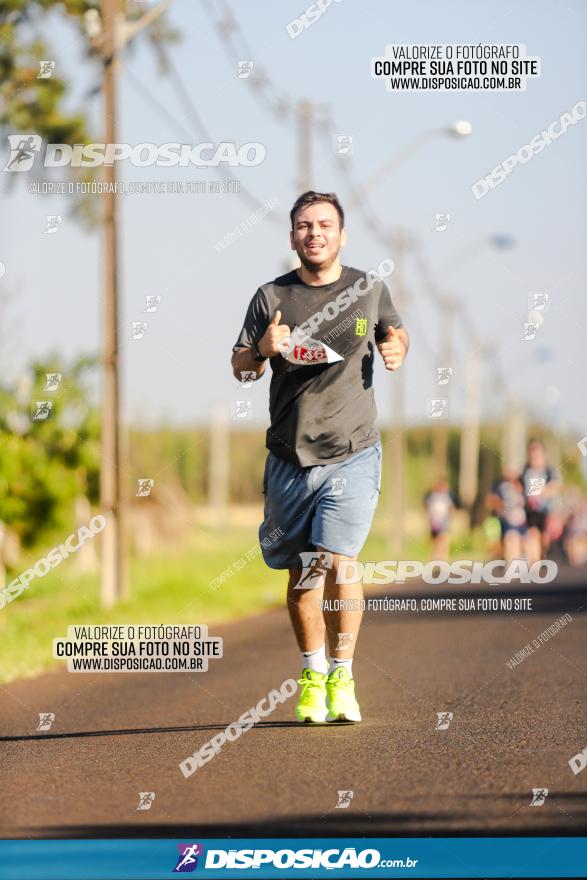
[296,99,313,193]
[97,0,172,607]
[433,294,456,478]
[100,0,126,607]
[458,342,481,517]
[208,404,230,528]
[502,396,526,472]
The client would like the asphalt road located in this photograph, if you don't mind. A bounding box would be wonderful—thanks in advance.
[2,566,587,839]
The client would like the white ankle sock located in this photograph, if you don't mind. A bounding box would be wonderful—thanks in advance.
[301,644,328,674]
[329,657,353,675]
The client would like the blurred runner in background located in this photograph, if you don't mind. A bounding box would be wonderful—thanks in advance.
[487,468,527,563]
[424,479,456,561]
[521,440,560,565]
[563,489,587,566]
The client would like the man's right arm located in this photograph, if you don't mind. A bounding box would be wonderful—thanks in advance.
[231,347,267,382]
[230,309,291,381]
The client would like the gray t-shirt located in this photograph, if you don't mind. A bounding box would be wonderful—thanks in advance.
[233,266,403,467]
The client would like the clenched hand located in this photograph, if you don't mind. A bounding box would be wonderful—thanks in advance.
[258,310,292,357]
[377,326,406,371]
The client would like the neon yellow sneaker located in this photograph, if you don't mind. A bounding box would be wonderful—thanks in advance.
[326,667,362,722]
[295,669,328,723]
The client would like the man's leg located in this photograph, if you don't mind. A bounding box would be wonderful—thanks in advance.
[504,529,521,564]
[432,531,449,562]
[525,526,541,565]
[306,444,381,722]
[320,551,363,660]
[318,549,363,722]
[287,568,329,723]
[286,568,325,653]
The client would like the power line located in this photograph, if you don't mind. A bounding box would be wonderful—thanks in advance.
[124,35,285,220]
[201,0,521,427]
[124,65,195,142]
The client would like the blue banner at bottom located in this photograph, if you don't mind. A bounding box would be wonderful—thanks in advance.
[1,837,586,879]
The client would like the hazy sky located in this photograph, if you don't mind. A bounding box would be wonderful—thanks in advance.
[2,0,586,440]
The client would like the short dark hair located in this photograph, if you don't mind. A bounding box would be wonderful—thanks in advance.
[290,190,345,230]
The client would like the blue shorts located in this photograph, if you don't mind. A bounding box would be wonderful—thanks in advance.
[259,443,382,570]
[499,518,527,537]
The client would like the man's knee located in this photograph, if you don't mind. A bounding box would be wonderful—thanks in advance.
[319,550,360,586]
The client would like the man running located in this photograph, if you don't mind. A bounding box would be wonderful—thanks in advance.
[488,468,527,563]
[521,439,559,565]
[231,191,409,723]
[424,479,456,562]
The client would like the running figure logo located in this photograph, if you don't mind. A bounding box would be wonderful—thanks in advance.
[136,479,154,497]
[173,843,204,872]
[335,790,354,808]
[233,399,252,419]
[433,213,450,232]
[528,477,546,496]
[329,477,346,496]
[3,134,42,172]
[144,295,161,313]
[522,322,539,341]
[44,215,62,234]
[237,61,254,78]
[436,367,452,385]
[37,60,56,79]
[130,321,148,340]
[336,632,354,651]
[44,373,62,392]
[32,401,53,421]
[136,791,155,811]
[530,788,548,806]
[335,135,353,155]
[427,398,447,419]
[37,712,55,731]
[528,291,550,311]
[294,551,333,590]
[435,711,453,731]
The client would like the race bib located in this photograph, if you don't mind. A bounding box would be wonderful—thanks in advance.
[282,328,344,366]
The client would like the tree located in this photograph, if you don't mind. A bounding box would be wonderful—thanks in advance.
[0,354,100,546]
[0,1,178,223]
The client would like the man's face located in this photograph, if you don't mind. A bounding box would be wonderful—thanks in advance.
[529,442,545,469]
[290,202,346,271]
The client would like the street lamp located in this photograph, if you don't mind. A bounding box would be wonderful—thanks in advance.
[437,235,515,498]
[449,120,473,137]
